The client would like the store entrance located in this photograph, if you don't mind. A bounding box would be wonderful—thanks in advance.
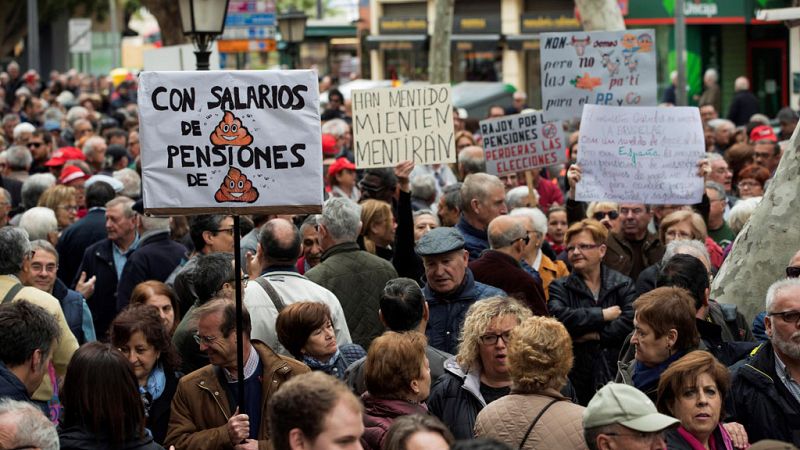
[747,40,788,117]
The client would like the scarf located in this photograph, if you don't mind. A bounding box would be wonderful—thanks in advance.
[676,423,734,450]
[632,350,685,391]
[303,349,342,372]
[139,363,166,417]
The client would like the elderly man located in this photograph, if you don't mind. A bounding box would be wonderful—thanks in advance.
[469,216,547,316]
[166,299,309,450]
[245,218,351,356]
[457,146,486,181]
[705,181,735,249]
[730,278,800,445]
[76,196,139,337]
[81,136,107,174]
[0,227,78,411]
[0,301,61,402]
[510,207,569,299]
[697,68,721,114]
[706,153,734,197]
[727,76,760,127]
[583,383,678,450]
[751,125,782,176]
[0,399,59,450]
[710,119,735,154]
[296,215,322,274]
[603,203,664,280]
[437,183,462,227]
[416,227,505,354]
[456,173,508,261]
[306,197,398,349]
[777,107,798,141]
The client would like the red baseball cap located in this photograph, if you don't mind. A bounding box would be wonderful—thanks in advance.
[45,147,86,167]
[58,165,89,184]
[322,134,338,156]
[328,157,356,177]
[750,125,777,143]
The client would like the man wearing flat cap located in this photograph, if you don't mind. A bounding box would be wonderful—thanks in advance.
[416,227,505,354]
[583,383,678,450]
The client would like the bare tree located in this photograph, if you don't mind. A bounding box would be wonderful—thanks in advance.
[140,0,185,47]
[428,0,454,84]
[574,0,625,31]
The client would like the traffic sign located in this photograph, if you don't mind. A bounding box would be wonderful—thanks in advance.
[225,12,275,27]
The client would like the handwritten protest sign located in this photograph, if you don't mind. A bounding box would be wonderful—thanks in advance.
[575,104,704,205]
[137,70,323,215]
[480,111,566,176]
[540,29,657,122]
[352,84,455,168]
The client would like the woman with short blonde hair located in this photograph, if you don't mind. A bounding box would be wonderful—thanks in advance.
[358,199,395,260]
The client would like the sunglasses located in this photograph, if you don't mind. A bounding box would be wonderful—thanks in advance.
[786,266,800,278]
[593,210,619,221]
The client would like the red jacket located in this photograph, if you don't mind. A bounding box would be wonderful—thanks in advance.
[360,393,428,450]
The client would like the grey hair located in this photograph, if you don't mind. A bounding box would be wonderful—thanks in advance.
[704,68,718,83]
[458,148,486,176]
[30,239,59,263]
[0,227,31,275]
[1,114,18,125]
[662,239,710,269]
[43,106,62,122]
[510,207,547,235]
[704,181,726,200]
[82,136,106,159]
[709,118,735,132]
[488,218,526,249]
[112,168,141,198]
[413,209,440,225]
[21,173,56,210]
[12,122,35,140]
[460,173,503,212]
[728,197,761,235]
[321,118,349,137]
[749,113,770,126]
[0,398,59,450]
[299,214,321,235]
[5,145,32,170]
[734,76,749,91]
[765,277,800,312]
[506,186,538,210]
[106,195,136,217]
[321,197,361,243]
[65,106,89,126]
[411,174,437,202]
[19,207,58,242]
[140,215,171,232]
[0,187,10,204]
[705,152,724,163]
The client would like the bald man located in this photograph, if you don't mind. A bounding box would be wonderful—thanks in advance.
[469,215,547,315]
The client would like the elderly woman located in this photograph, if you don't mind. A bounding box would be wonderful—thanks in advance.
[384,414,454,450]
[548,219,636,405]
[510,207,569,298]
[276,301,365,379]
[475,316,588,449]
[358,199,396,261]
[110,304,182,445]
[657,351,749,449]
[413,210,439,243]
[37,184,77,230]
[616,287,701,401]
[428,296,532,439]
[361,331,431,450]
[736,164,769,199]
[586,201,621,234]
[129,281,182,336]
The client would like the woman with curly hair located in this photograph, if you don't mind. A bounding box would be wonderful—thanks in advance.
[427,296,532,439]
[474,316,588,449]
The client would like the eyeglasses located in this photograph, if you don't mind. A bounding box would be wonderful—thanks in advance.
[226,275,249,288]
[786,266,800,278]
[666,230,693,240]
[31,262,58,273]
[214,227,234,236]
[593,210,619,221]
[511,234,530,246]
[57,205,79,211]
[768,310,800,325]
[737,180,760,189]
[479,331,511,345]
[566,243,601,253]
[26,141,43,148]
[193,333,220,345]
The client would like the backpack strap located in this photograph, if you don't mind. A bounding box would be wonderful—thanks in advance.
[2,283,23,305]
[253,276,286,312]
[518,398,560,450]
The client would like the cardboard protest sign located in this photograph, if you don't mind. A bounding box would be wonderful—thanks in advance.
[480,111,566,176]
[137,70,323,215]
[540,29,657,122]
[352,84,455,168]
[575,104,705,205]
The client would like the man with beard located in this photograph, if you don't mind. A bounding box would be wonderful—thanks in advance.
[729,278,800,445]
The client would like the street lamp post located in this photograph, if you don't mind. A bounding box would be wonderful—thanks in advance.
[277,8,308,69]
[178,0,231,71]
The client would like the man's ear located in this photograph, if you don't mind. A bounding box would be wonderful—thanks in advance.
[764,315,773,339]
[422,301,430,322]
[30,348,43,373]
[471,198,481,214]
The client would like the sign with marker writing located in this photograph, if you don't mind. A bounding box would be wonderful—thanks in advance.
[539,29,657,122]
[351,84,455,168]
[480,111,566,176]
[137,70,323,215]
[575,104,704,205]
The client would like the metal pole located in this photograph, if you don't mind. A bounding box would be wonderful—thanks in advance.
[195,34,212,71]
[316,0,323,19]
[675,0,687,106]
[26,0,40,72]
[109,0,120,68]
[233,215,245,412]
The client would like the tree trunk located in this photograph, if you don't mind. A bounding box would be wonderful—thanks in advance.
[711,129,800,321]
[428,0,454,84]
[140,0,186,47]
[574,0,625,31]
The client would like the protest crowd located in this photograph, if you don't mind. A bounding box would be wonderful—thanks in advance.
[1,58,800,450]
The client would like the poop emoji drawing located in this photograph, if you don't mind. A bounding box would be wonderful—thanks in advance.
[215,167,259,203]
[210,111,253,146]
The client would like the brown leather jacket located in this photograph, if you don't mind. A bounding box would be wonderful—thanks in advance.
[603,231,664,280]
[165,341,309,450]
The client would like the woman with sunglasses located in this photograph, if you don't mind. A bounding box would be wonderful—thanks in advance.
[586,202,621,233]
[548,219,637,405]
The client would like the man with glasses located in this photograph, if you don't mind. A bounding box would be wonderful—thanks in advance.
[26,129,52,175]
[730,277,800,446]
[166,298,309,450]
[583,383,678,450]
[469,215,547,316]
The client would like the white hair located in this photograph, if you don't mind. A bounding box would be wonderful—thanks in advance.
[510,207,547,236]
[65,105,88,126]
[734,76,750,91]
[0,399,58,450]
[12,122,35,140]
[662,239,710,269]
[321,118,349,138]
[321,196,361,243]
[506,186,539,210]
[19,207,58,241]
[728,197,761,235]
[704,68,718,83]
[113,168,141,198]
[4,145,32,170]
[765,277,800,312]
[82,136,106,159]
